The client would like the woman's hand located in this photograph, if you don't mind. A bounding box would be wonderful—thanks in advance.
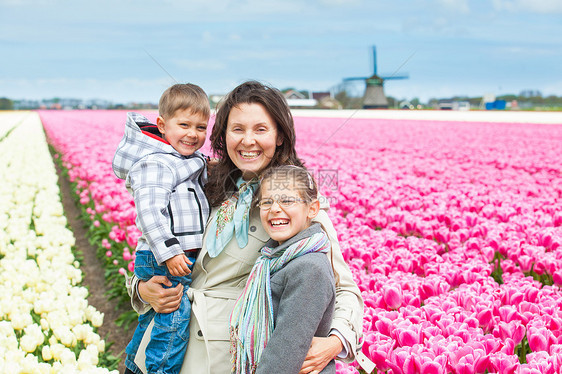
[299,335,343,374]
[138,276,183,314]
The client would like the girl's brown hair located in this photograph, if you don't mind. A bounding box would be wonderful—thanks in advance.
[206,81,304,206]
[258,165,318,203]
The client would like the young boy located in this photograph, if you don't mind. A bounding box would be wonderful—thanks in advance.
[112,83,210,374]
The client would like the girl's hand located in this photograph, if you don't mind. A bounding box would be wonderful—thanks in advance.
[138,276,183,313]
[299,335,343,374]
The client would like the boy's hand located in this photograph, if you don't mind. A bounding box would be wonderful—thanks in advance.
[165,254,193,277]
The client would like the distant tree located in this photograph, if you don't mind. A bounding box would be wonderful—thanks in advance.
[0,98,14,110]
[427,98,438,108]
[333,87,362,109]
[498,94,518,102]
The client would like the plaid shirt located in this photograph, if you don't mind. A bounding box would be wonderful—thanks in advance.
[113,112,210,265]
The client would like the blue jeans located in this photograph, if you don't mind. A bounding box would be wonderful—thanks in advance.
[125,250,196,374]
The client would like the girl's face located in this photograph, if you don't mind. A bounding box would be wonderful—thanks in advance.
[225,103,283,180]
[258,178,319,244]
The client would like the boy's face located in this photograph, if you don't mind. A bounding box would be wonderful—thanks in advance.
[156,108,208,156]
[258,178,319,244]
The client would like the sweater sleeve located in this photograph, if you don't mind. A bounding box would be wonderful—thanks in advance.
[256,255,335,374]
[313,208,365,362]
[128,158,183,265]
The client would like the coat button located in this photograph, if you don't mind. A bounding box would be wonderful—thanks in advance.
[197,330,203,337]
[250,226,257,232]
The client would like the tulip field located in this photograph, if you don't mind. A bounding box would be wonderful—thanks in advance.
[0,112,116,373]
[3,108,562,373]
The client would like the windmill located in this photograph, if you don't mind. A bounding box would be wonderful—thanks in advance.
[343,46,409,109]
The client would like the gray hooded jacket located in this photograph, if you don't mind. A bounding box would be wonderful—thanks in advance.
[112,112,210,264]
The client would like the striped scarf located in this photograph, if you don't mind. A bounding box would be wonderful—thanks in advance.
[229,230,330,373]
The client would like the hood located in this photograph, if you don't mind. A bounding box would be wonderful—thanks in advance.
[113,112,179,179]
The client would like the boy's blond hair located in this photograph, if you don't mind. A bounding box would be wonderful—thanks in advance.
[159,83,210,120]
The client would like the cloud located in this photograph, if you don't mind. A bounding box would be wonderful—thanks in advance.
[172,59,228,71]
[492,0,562,13]
[435,0,470,14]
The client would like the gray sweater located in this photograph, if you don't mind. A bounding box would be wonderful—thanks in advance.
[256,223,336,374]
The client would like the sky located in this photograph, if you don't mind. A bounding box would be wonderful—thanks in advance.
[1,0,562,104]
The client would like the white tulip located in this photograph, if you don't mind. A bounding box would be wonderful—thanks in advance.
[90,311,104,328]
[19,334,39,353]
[10,312,32,330]
[49,343,65,360]
[40,318,49,331]
[60,348,77,365]
[41,345,53,361]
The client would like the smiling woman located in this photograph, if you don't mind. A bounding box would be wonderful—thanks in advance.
[225,103,283,180]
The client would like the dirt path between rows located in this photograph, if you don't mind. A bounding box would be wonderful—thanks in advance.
[54,159,135,374]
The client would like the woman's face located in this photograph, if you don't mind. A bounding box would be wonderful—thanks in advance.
[226,103,283,180]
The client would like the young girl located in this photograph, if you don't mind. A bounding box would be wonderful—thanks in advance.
[230,165,336,374]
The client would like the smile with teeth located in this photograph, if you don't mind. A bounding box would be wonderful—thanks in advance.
[180,140,197,146]
[239,150,261,159]
[270,219,289,226]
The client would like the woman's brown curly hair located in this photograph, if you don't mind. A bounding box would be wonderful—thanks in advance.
[205,81,304,207]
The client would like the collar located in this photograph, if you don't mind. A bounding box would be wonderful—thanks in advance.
[267,222,324,256]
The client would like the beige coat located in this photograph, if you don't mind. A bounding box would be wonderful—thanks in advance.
[128,203,368,373]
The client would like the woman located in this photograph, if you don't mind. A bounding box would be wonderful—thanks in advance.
[125,81,367,374]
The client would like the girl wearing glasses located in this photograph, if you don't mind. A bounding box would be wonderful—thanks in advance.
[230,165,337,373]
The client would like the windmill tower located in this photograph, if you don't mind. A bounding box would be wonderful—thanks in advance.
[344,46,409,109]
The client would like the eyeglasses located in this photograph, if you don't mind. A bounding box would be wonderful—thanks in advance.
[257,197,307,210]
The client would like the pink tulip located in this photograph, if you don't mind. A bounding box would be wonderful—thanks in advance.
[490,352,518,374]
[528,327,551,352]
[383,285,403,310]
[123,250,133,262]
[395,324,423,347]
[553,270,562,286]
[498,321,526,345]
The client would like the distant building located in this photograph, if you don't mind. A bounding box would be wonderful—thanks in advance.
[312,92,331,101]
[283,90,317,108]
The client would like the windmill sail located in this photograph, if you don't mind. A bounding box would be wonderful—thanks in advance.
[343,46,409,109]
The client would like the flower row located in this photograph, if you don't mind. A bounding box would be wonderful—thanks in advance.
[0,112,117,373]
